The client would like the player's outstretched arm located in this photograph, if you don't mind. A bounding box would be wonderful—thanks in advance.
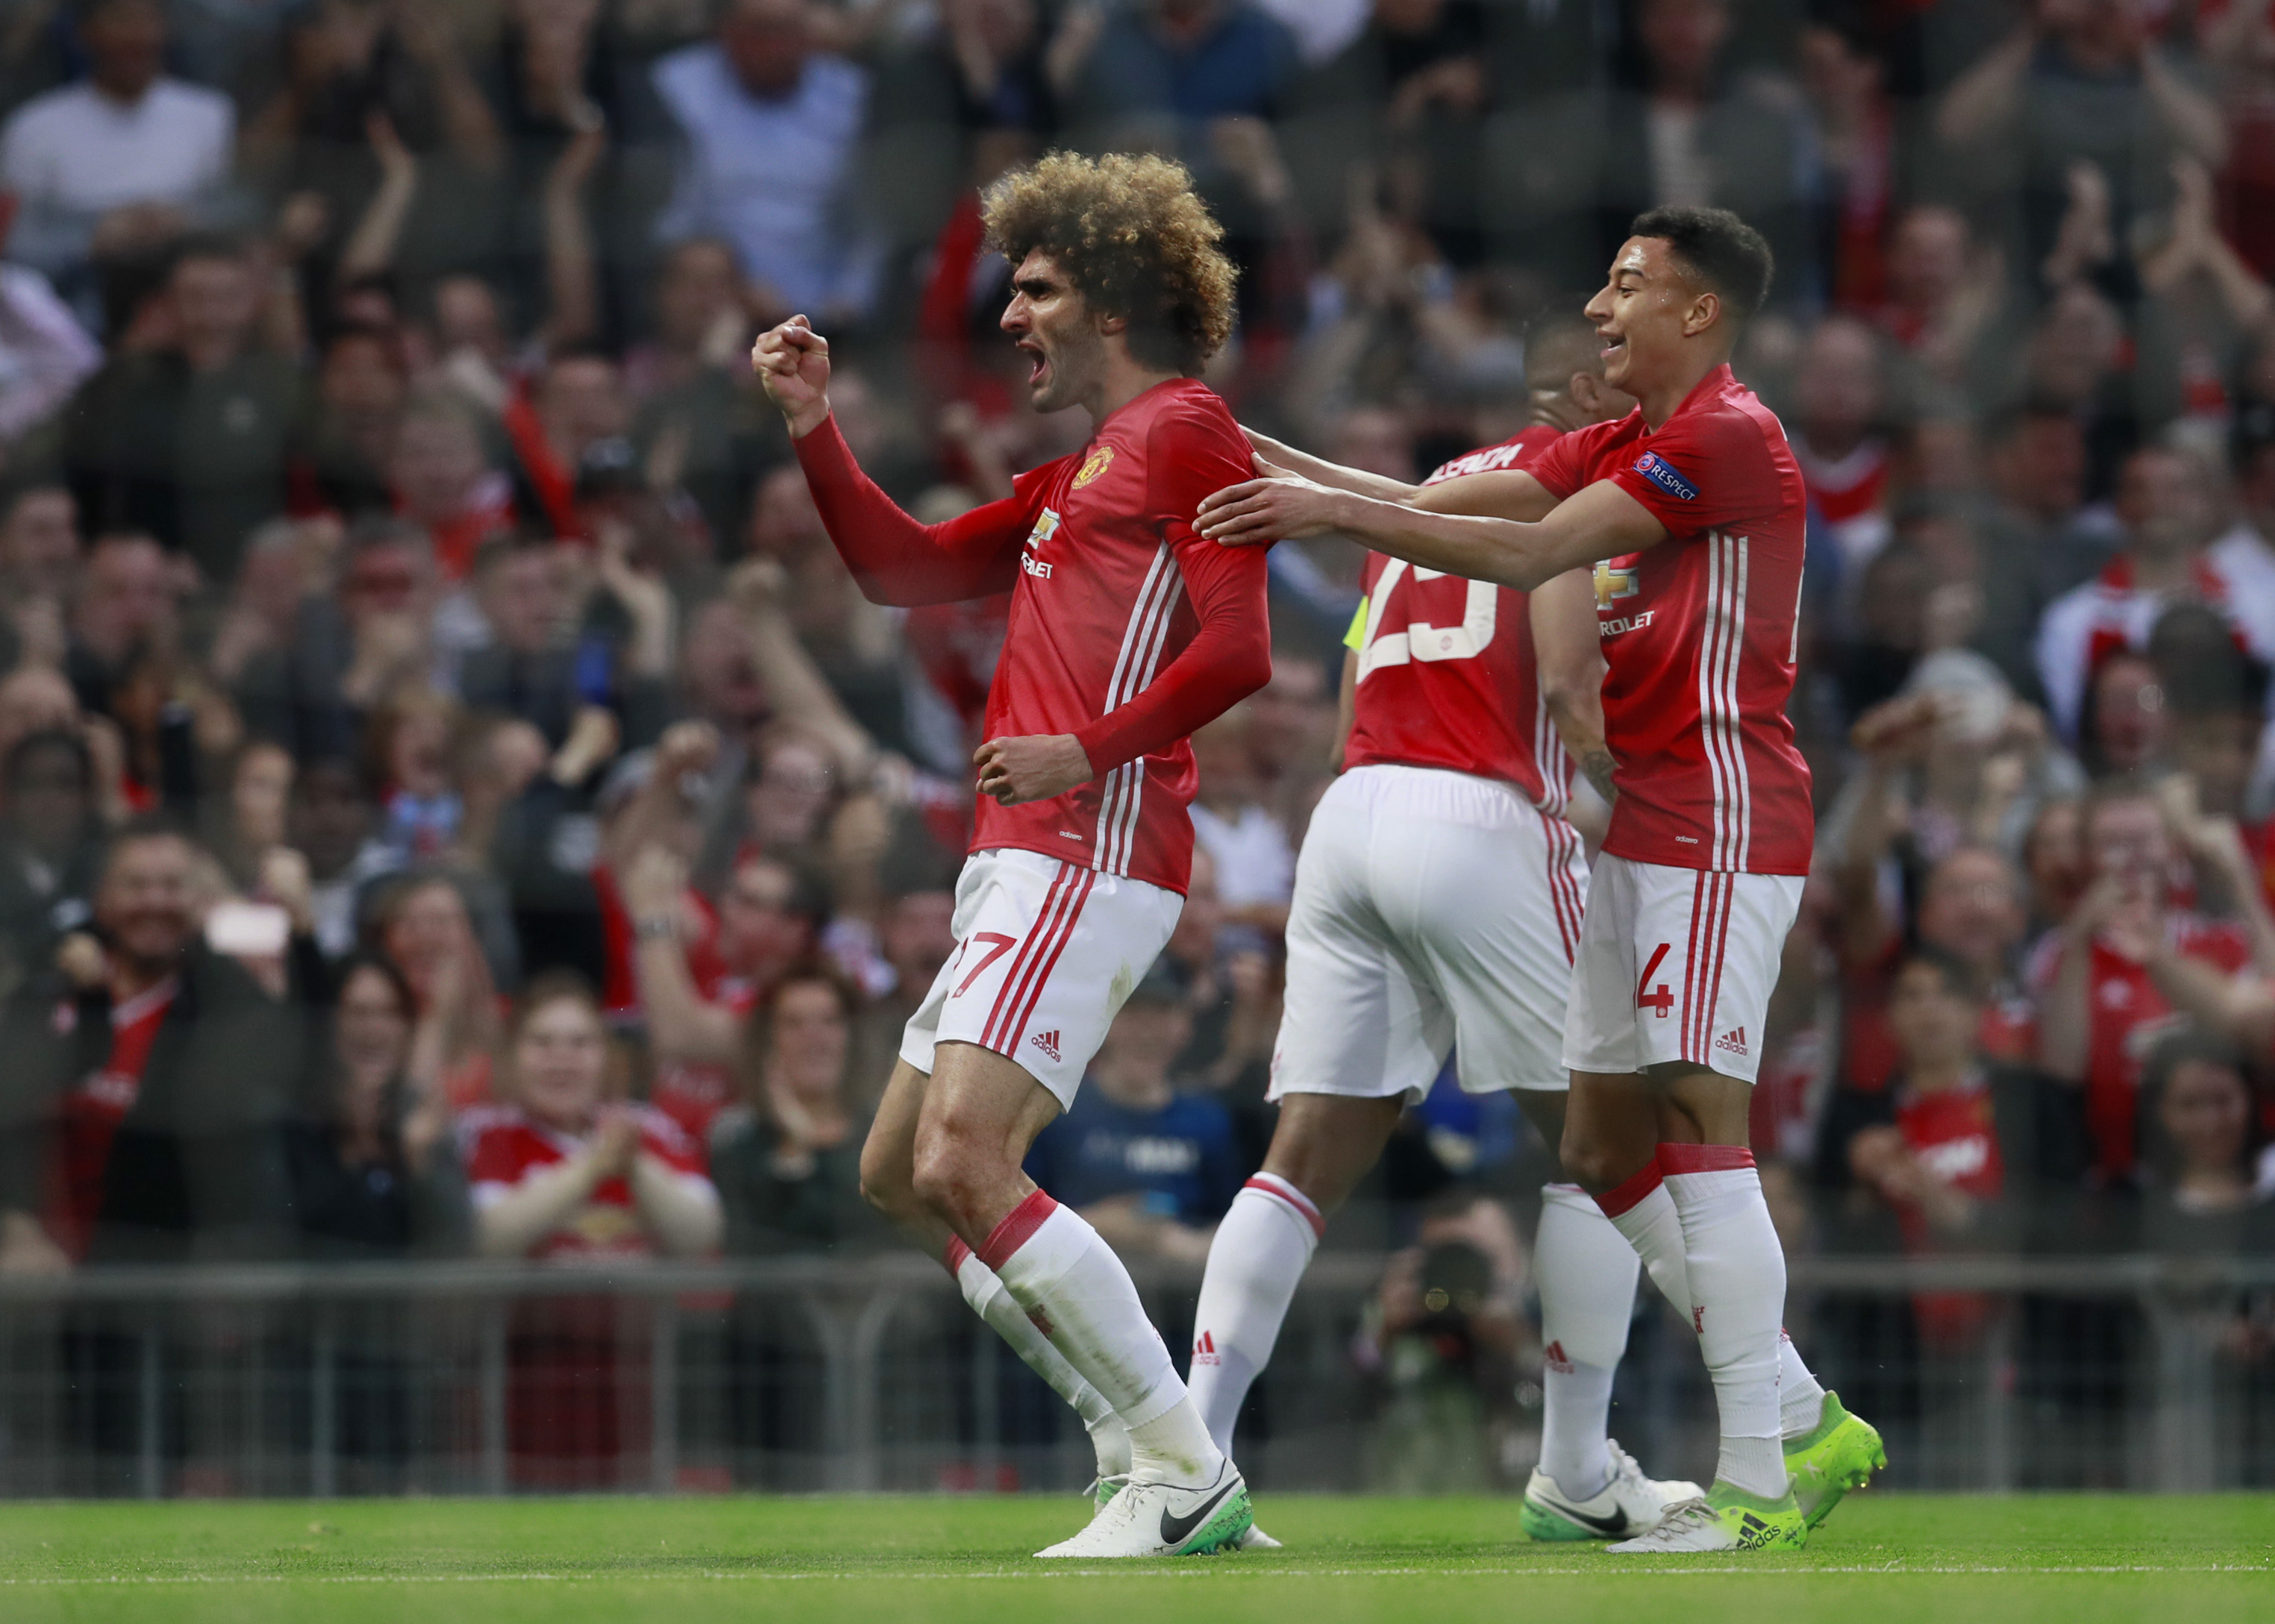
[1197,462,1668,592]
[753,317,1028,606]
[1240,426,1418,503]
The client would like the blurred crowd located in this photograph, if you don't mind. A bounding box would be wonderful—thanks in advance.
[1,0,2274,1417]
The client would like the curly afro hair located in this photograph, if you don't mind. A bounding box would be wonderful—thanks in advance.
[983,151,1238,377]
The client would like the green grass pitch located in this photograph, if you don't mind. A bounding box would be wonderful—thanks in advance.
[0,1494,2267,1624]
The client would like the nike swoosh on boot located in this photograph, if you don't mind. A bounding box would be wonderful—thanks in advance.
[1158,1479,1236,1546]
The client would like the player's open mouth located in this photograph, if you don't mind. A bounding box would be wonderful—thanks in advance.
[1599,331,1625,362]
[1018,339,1048,388]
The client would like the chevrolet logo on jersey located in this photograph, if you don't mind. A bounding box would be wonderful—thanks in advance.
[1022,508,1060,578]
[1593,559,1639,606]
[1633,451,1697,501]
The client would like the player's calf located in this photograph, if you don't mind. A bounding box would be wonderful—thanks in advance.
[857,1059,938,1234]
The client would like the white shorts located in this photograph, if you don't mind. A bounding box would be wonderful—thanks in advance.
[1560,852,1803,1084]
[1269,764,1589,1104]
[900,847,1183,1109]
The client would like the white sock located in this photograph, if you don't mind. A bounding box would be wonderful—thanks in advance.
[1780,1328,1827,1440]
[1535,1182,1636,1498]
[1660,1144,1787,1499]
[946,1237,1131,1477]
[1593,1157,1694,1323]
[982,1191,1223,1484]
[1186,1174,1323,1456]
[1592,1159,1827,1446]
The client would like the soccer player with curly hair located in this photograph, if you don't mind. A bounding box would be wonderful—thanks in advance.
[752,151,1268,1558]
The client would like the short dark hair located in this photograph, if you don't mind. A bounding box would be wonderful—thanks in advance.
[1629,206,1775,322]
[1894,946,1979,1003]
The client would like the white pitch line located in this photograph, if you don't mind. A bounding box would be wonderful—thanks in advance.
[0,1564,2268,1586]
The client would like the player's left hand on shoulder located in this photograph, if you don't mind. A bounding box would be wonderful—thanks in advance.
[973,733,1092,806]
[1195,454,1335,546]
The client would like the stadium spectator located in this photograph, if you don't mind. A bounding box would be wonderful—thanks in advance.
[386,387,516,587]
[1353,1191,1529,1493]
[1052,0,1298,146]
[2034,780,2275,1184]
[0,824,307,1271]
[651,0,880,322]
[2133,1030,2273,1248]
[369,871,507,1111]
[710,962,879,1253]
[0,729,105,994]
[0,0,236,288]
[1188,703,1294,937]
[1818,948,2088,1268]
[61,237,300,581]
[465,972,718,1261]
[1024,964,1244,1263]
[287,950,467,1258]
[1934,0,2225,296]
[617,830,823,1140]
[2036,445,2255,744]
[1791,316,1895,601]
[463,973,716,1485]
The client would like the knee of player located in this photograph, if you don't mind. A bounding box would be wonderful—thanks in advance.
[858,1138,921,1223]
[1557,1126,1629,1194]
[907,1129,992,1226]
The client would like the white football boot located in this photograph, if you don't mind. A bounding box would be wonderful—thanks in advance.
[1095,1471,1279,1549]
[1520,1438,1704,1542]
[1037,1458,1252,1558]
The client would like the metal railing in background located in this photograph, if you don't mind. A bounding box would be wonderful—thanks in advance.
[1,1254,2269,1498]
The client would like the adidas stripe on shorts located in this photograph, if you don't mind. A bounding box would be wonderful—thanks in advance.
[1559,850,1803,1085]
[898,846,1183,1107]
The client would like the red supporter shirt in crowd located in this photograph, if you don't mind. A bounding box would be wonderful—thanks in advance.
[795,378,1273,894]
[1893,1074,2006,1347]
[462,1105,711,1261]
[2028,917,2254,1180]
[1527,364,1814,877]
[46,977,177,1261]
[1841,935,2037,1094]
[647,976,760,1147]
[592,863,727,1019]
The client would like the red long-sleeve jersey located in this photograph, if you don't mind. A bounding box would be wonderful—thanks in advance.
[794,377,1271,894]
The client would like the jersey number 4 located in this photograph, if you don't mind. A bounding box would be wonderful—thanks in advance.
[1355,559,1496,681]
[1636,941,1674,1018]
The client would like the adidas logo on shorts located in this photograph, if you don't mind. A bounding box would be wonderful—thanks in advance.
[1193,1330,1221,1367]
[1031,1029,1062,1062]
[1714,1026,1748,1056]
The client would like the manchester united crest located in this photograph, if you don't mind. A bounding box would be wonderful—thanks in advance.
[1072,445,1115,489]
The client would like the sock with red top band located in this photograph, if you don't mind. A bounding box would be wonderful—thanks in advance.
[1589,1156,1829,1445]
[1594,1154,1695,1323]
[981,1191,1221,1482]
[1536,1182,1639,1499]
[943,1235,1128,1476]
[1659,1143,1787,1499]
[1187,1173,1324,1456]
